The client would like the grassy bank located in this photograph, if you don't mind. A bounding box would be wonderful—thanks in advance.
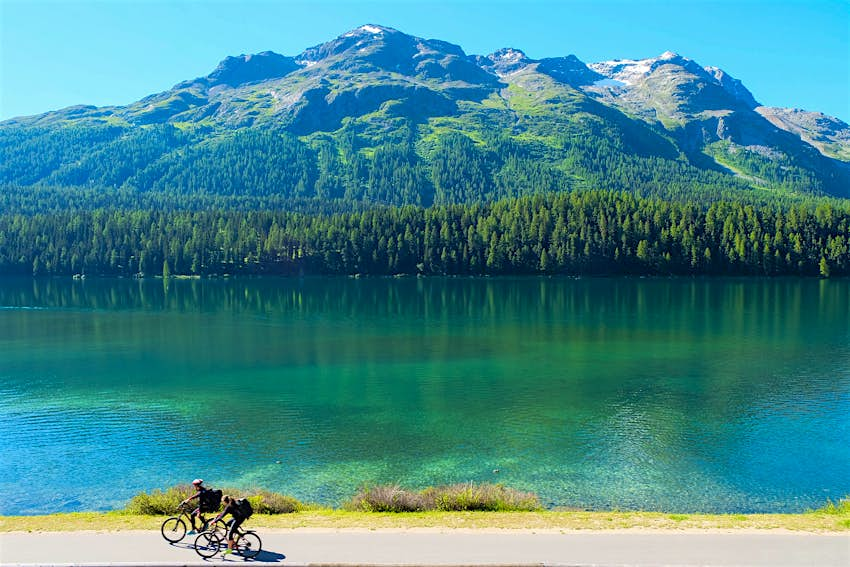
[2,484,847,533]
[2,508,849,533]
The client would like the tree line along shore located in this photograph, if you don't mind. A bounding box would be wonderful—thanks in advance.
[2,190,849,278]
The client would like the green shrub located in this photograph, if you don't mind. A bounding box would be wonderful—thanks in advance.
[246,490,304,514]
[124,485,303,515]
[813,497,850,515]
[345,483,541,512]
[124,484,195,515]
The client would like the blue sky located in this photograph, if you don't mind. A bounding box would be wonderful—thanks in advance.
[1,0,848,122]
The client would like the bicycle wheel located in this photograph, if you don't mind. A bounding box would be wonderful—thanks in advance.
[237,531,262,559]
[160,517,186,543]
[194,532,222,559]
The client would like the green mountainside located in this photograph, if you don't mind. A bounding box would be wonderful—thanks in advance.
[2,25,849,278]
[2,24,849,208]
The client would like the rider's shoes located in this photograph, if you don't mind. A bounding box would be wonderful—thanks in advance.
[223,548,233,555]
[187,529,197,535]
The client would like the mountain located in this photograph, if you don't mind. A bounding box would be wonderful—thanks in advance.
[2,24,848,209]
[583,52,849,189]
[755,107,850,161]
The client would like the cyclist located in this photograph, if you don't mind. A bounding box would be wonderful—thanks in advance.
[180,478,212,535]
[209,494,249,555]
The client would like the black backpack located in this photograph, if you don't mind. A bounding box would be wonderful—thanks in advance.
[235,498,253,519]
[200,489,223,512]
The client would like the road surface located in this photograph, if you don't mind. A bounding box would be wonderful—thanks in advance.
[1,528,848,566]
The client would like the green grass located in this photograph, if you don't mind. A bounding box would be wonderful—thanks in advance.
[422,118,488,143]
[4,509,849,533]
[480,93,509,110]
[658,116,685,130]
[818,142,850,162]
[504,84,550,115]
[503,76,586,118]
[2,488,847,533]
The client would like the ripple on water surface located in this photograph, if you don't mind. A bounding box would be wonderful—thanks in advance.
[1,277,849,515]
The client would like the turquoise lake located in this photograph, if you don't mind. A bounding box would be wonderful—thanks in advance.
[1,277,848,515]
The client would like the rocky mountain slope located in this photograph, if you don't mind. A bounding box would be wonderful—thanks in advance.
[756,107,850,161]
[2,24,848,205]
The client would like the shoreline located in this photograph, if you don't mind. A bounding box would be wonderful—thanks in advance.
[3,526,849,535]
[9,273,850,280]
[3,509,848,533]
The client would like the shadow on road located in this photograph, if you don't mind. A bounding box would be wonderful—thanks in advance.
[211,549,286,562]
[245,549,286,562]
[166,539,286,562]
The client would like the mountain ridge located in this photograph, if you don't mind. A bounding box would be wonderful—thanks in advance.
[2,24,848,203]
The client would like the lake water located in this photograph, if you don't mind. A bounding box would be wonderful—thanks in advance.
[1,277,848,515]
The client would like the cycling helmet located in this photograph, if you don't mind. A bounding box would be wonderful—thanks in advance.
[192,478,204,486]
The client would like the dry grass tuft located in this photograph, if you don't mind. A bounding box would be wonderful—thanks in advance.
[346,483,541,512]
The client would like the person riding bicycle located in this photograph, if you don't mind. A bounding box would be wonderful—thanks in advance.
[209,494,250,556]
[180,478,213,535]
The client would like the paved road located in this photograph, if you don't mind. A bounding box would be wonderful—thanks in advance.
[1,529,848,566]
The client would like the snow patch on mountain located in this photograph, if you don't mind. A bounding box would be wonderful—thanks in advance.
[593,78,627,88]
[344,24,386,37]
[493,48,526,63]
[588,59,653,85]
[483,48,532,76]
[589,52,710,87]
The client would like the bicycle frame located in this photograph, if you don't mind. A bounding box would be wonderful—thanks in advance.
[161,502,224,544]
[194,523,262,559]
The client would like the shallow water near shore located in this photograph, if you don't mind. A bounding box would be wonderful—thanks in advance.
[1,276,848,515]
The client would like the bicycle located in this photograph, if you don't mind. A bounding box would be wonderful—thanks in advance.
[194,523,262,559]
[160,502,227,543]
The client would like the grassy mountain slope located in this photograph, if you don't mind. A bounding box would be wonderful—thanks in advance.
[2,25,848,210]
